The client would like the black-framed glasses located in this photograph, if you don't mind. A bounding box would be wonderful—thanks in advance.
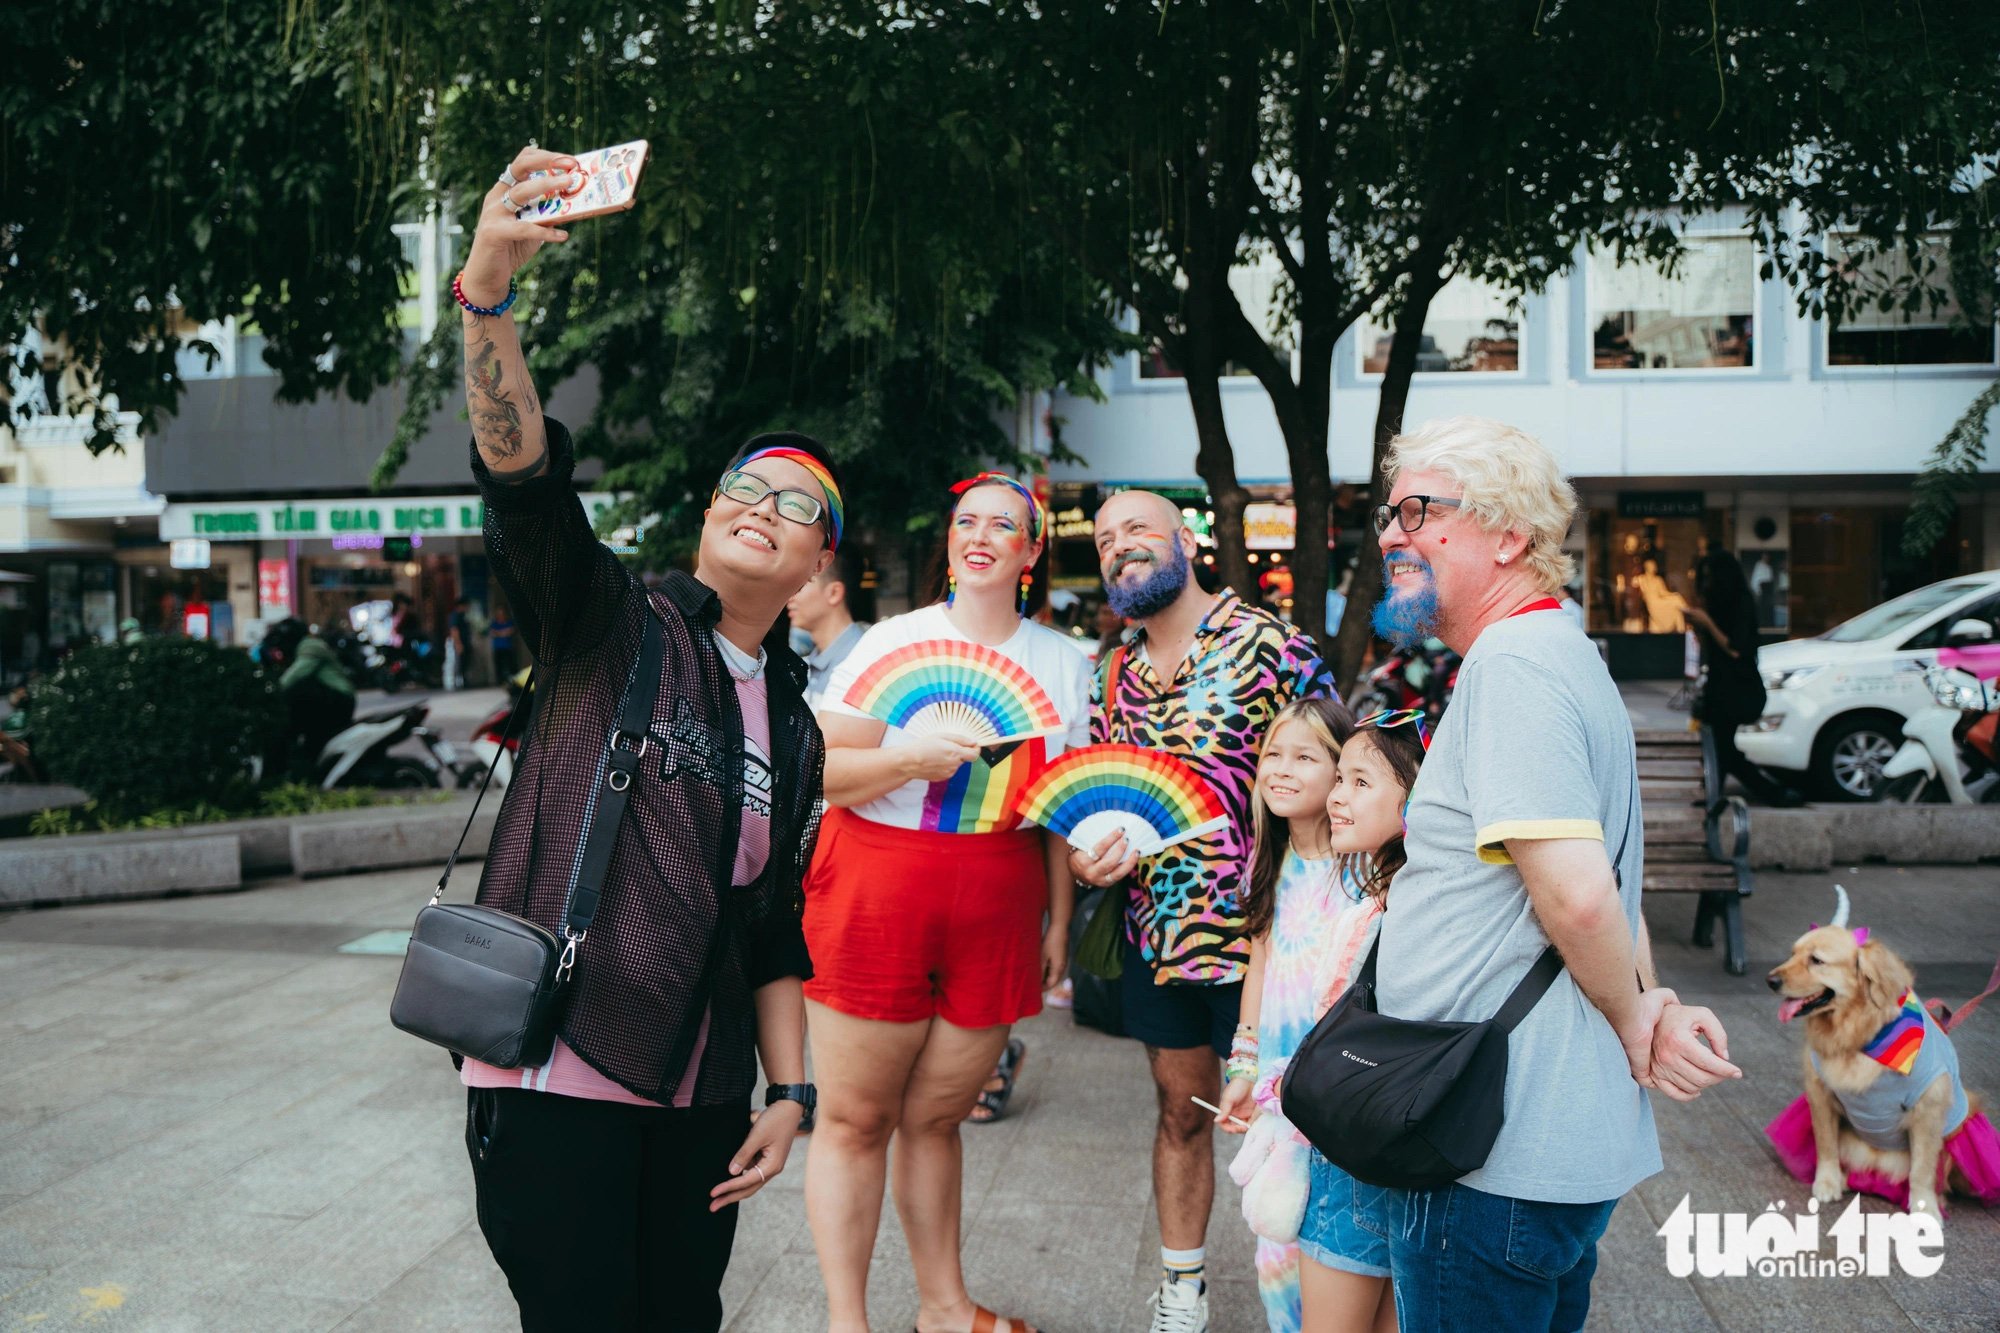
[715,470,825,529]
[1372,494,1463,536]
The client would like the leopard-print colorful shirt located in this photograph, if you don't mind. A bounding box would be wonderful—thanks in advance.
[1093,590,1334,985]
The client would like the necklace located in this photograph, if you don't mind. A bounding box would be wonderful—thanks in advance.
[714,633,766,683]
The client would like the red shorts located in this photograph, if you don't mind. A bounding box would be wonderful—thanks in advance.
[803,808,1048,1028]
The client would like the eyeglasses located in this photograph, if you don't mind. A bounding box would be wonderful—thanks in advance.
[715,470,827,533]
[1355,707,1432,752]
[1372,495,1463,536]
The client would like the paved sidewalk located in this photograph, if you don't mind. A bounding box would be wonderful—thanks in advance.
[0,862,1994,1330]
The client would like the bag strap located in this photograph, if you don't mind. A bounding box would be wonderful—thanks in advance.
[427,663,537,906]
[1352,801,1638,1032]
[562,604,665,954]
[1491,793,1642,1033]
[1100,642,1130,735]
[1491,946,1564,1034]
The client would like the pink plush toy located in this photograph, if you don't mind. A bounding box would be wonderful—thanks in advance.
[1228,1062,1312,1243]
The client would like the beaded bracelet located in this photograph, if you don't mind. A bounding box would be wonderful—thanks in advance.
[1225,1056,1258,1083]
[453,272,519,317]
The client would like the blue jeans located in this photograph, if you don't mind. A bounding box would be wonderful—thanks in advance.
[1361,1183,1617,1333]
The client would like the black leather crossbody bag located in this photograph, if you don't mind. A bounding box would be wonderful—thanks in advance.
[1280,822,1632,1190]
[1279,936,1561,1189]
[389,610,662,1067]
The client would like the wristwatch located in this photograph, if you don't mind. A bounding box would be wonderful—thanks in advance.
[766,1082,817,1132]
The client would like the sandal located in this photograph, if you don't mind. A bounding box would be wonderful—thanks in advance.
[966,1038,1027,1124]
[914,1306,1037,1333]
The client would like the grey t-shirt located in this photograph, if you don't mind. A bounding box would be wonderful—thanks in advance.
[1375,608,1661,1204]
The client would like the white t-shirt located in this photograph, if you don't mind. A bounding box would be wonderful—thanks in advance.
[821,605,1092,833]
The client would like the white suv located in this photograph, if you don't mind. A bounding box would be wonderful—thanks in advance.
[1738,570,2000,800]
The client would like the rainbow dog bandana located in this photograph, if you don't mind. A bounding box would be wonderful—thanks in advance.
[1861,989,1928,1075]
[735,446,844,550]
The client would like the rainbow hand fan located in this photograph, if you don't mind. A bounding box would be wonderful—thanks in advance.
[1016,744,1228,857]
[843,639,1065,745]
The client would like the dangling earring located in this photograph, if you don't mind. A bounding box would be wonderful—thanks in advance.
[1017,569,1033,617]
[947,570,957,608]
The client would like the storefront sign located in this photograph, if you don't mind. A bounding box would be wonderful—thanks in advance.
[1618,491,1705,520]
[1052,506,1095,541]
[1244,502,1297,551]
[257,560,293,616]
[169,539,212,569]
[160,494,619,542]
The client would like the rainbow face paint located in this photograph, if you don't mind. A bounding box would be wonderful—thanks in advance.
[950,472,1045,542]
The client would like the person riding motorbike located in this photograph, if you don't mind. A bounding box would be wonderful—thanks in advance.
[279,626,358,775]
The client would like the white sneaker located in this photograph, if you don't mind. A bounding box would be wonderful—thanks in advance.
[1146,1277,1209,1333]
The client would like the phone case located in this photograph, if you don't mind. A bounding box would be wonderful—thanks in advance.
[521,140,650,226]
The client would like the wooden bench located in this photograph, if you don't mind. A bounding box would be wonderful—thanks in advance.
[1638,727,1753,975]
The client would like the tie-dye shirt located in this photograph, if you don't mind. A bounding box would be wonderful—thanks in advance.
[1094,590,1333,985]
[1250,853,1381,1333]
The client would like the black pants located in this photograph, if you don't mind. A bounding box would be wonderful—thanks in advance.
[1710,722,1792,804]
[287,681,354,775]
[466,1088,750,1332]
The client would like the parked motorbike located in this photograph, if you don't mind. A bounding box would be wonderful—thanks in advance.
[312,702,442,790]
[467,668,533,789]
[1346,636,1459,722]
[1877,664,2000,804]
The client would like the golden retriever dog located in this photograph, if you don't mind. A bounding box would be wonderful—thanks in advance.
[1766,888,1985,1216]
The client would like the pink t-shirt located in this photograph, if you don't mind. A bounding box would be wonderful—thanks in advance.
[464,648,773,1107]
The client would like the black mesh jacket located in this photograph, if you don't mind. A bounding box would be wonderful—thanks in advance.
[470,419,821,1105]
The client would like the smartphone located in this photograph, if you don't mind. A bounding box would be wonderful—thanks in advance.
[520,139,650,226]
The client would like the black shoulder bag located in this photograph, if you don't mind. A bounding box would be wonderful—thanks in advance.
[1279,935,1561,1189]
[389,609,662,1068]
[1281,823,1632,1189]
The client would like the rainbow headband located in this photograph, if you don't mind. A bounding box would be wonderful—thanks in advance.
[735,446,843,550]
[951,471,1045,542]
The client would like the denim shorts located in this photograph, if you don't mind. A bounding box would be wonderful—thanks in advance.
[1297,1148,1393,1278]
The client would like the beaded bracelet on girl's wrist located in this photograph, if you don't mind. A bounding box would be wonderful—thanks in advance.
[453,271,519,317]
[1225,1056,1259,1083]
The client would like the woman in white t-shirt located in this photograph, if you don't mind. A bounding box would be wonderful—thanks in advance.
[803,473,1088,1333]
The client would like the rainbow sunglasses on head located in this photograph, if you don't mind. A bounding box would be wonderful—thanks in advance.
[1355,707,1432,753]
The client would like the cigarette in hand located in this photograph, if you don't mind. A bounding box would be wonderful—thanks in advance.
[1190,1095,1250,1130]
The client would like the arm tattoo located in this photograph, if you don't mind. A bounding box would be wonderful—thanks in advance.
[466,329,525,459]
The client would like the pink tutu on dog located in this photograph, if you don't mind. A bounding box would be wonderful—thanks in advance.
[1766,1097,2000,1211]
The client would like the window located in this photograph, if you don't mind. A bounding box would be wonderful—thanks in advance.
[1826,233,1997,368]
[1589,233,1757,371]
[1901,592,2000,651]
[394,223,428,358]
[1358,275,1520,375]
[1820,578,1987,644]
[1140,257,1293,379]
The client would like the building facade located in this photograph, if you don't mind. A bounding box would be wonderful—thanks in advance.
[0,220,612,688]
[1044,229,2000,674]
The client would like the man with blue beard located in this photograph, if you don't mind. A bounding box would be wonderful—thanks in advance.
[1363,417,1739,1332]
[1073,490,1333,1333]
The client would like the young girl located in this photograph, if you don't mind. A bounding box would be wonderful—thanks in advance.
[1219,707,1428,1333]
[1216,697,1352,1333]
